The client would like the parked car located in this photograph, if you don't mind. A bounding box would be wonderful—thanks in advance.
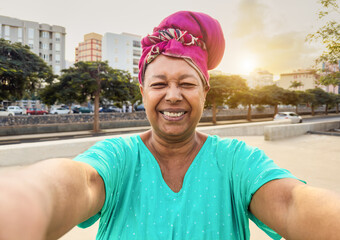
[274,112,302,123]
[135,103,145,111]
[7,106,26,115]
[50,107,71,115]
[0,108,14,116]
[72,106,92,114]
[99,106,122,113]
[26,108,48,115]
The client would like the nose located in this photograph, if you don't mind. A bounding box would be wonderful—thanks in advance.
[165,85,183,103]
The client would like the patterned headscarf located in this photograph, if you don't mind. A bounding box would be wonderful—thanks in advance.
[138,11,225,86]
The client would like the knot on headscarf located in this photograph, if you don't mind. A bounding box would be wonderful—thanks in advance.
[138,11,225,86]
[143,28,206,64]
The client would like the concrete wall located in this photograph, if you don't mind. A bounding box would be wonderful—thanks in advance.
[0,121,291,166]
[198,120,291,137]
[264,120,340,141]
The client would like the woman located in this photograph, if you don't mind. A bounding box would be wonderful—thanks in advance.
[1,11,340,240]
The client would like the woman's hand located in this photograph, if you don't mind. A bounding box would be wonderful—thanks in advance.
[0,158,105,240]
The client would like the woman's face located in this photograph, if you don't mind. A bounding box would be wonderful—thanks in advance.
[141,55,209,141]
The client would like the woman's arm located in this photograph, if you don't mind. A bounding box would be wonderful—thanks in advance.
[250,178,340,239]
[0,158,105,240]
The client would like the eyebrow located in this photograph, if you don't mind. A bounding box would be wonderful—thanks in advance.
[151,74,198,80]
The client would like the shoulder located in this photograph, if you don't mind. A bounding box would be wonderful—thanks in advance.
[208,135,253,155]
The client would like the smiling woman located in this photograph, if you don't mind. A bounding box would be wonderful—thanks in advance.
[2,10,340,240]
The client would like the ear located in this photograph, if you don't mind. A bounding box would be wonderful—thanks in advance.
[204,85,210,98]
[139,84,144,99]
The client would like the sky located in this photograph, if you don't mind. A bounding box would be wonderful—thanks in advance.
[0,0,331,78]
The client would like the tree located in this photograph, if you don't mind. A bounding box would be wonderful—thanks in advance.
[318,72,340,93]
[205,74,248,124]
[289,80,304,90]
[306,88,332,115]
[330,93,340,113]
[39,61,136,132]
[227,88,258,121]
[256,85,287,116]
[0,39,54,101]
[307,0,340,64]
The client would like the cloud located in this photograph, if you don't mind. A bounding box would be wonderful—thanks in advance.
[231,0,321,74]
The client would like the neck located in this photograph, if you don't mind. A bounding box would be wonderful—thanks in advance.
[141,130,207,167]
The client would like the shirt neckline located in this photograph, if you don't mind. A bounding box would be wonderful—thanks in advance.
[137,134,211,197]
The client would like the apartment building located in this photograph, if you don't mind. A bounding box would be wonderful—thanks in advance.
[321,62,340,94]
[277,69,319,91]
[75,32,102,62]
[102,32,141,82]
[248,69,274,88]
[0,15,66,75]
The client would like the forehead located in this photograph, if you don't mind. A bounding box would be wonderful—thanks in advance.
[144,55,201,82]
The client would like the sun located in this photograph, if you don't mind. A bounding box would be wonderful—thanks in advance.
[241,55,257,75]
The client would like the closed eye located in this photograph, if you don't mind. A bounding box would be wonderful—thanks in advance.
[150,82,167,88]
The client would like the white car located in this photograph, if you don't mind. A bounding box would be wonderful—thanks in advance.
[274,112,302,123]
[50,107,71,115]
[7,106,26,115]
[0,108,14,116]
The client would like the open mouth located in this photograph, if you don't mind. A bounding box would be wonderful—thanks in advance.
[159,111,187,120]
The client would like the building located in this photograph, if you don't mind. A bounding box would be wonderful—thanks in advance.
[0,15,66,75]
[102,32,141,82]
[248,69,274,88]
[75,32,102,62]
[321,62,340,94]
[277,69,319,91]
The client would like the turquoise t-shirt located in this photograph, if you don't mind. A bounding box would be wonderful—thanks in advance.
[74,134,298,240]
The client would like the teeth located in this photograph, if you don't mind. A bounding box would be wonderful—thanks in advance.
[163,111,185,117]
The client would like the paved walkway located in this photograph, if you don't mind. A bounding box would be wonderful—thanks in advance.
[59,134,340,240]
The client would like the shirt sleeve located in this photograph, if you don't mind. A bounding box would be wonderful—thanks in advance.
[230,140,305,240]
[73,137,127,228]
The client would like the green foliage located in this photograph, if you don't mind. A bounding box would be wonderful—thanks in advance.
[289,80,304,89]
[256,85,287,106]
[318,71,340,91]
[306,88,332,106]
[39,61,139,106]
[206,74,248,108]
[307,0,340,64]
[0,38,54,101]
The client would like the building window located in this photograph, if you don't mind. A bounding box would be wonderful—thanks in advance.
[54,65,60,75]
[133,50,141,57]
[43,54,49,61]
[55,54,60,63]
[49,43,53,50]
[4,26,10,36]
[133,58,139,65]
[133,40,141,48]
[55,33,61,41]
[42,43,49,50]
[28,28,34,39]
[114,39,118,44]
[133,68,139,74]
[18,28,22,38]
[55,43,60,52]
[115,57,118,63]
[42,31,49,38]
[28,39,34,49]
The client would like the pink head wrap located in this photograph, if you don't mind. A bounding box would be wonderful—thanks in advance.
[138,11,225,86]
